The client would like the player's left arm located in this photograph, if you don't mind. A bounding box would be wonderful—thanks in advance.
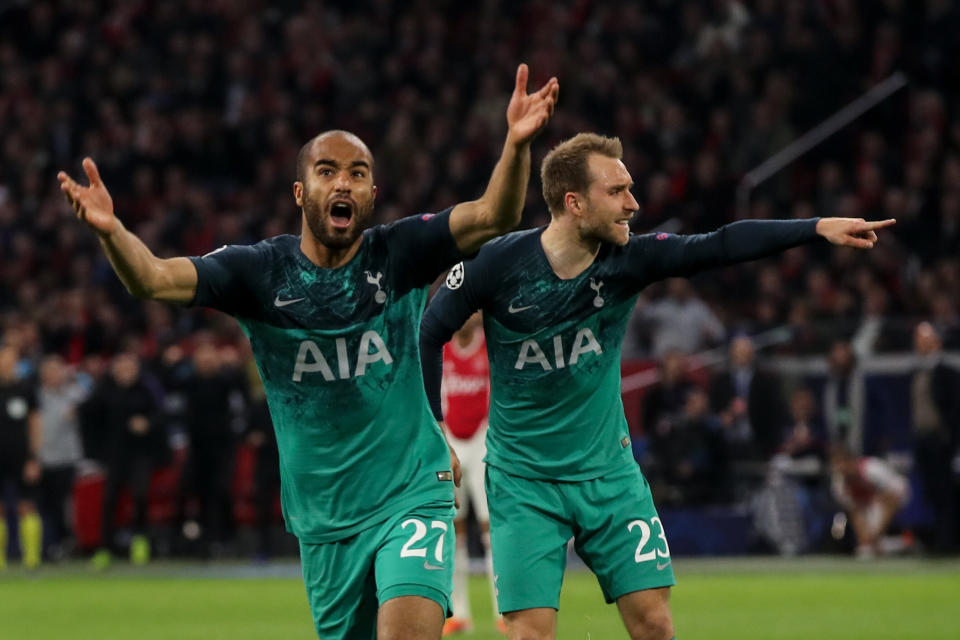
[421,262,490,504]
[421,291,478,503]
[420,257,490,471]
[448,64,559,254]
[633,217,896,281]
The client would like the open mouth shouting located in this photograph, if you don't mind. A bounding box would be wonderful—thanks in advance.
[329,199,355,229]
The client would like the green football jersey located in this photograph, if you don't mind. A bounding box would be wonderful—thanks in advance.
[190,210,462,542]
[421,220,820,481]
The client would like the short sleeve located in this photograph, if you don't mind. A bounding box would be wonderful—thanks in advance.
[188,243,266,317]
[380,208,466,290]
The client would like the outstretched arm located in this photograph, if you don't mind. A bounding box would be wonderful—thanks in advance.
[58,158,198,303]
[449,64,559,254]
[635,217,896,282]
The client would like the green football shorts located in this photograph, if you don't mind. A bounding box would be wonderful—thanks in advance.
[486,463,676,613]
[299,500,455,639]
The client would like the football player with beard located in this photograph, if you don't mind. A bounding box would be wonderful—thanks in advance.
[58,64,558,640]
[421,132,895,640]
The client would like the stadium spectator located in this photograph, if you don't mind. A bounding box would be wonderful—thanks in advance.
[245,385,279,561]
[709,335,786,459]
[82,352,167,568]
[822,340,865,454]
[175,342,247,557]
[629,278,726,358]
[768,388,831,550]
[850,283,899,356]
[641,351,696,441]
[829,442,911,559]
[648,386,728,506]
[37,354,90,561]
[0,343,43,569]
[776,388,827,468]
[910,321,959,553]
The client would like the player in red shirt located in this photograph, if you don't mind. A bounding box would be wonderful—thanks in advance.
[830,442,911,558]
[440,312,500,634]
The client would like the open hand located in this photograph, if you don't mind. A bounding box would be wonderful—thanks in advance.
[506,63,559,146]
[815,217,896,249]
[57,157,118,237]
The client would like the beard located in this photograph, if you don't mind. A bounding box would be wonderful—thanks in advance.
[302,191,374,250]
[580,214,630,247]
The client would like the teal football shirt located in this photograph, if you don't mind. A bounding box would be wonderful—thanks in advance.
[190,210,462,542]
[421,219,820,481]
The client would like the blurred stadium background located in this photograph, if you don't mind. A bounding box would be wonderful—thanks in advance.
[1,0,958,637]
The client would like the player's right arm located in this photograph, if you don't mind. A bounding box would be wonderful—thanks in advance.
[58,158,197,304]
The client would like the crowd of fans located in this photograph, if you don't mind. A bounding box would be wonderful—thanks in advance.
[2,1,960,358]
[637,323,958,555]
[1,1,959,562]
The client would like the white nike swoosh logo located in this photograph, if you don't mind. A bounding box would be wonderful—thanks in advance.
[274,296,306,307]
[423,561,444,571]
[202,245,228,258]
[657,560,672,571]
[507,303,535,313]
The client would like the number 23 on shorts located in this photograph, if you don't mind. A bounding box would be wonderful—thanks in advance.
[628,516,671,568]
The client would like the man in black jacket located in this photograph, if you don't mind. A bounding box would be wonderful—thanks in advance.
[0,344,42,569]
[176,343,247,557]
[82,352,166,567]
[709,335,787,459]
[911,321,959,553]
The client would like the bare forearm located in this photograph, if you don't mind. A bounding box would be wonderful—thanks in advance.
[98,220,196,303]
[481,135,531,232]
[450,137,530,254]
[97,220,159,298]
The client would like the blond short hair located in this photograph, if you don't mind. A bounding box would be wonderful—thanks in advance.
[540,133,623,215]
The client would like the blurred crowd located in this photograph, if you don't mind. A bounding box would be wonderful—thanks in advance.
[637,322,958,556]
[2,0,960,360]
[1,0,960,562]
